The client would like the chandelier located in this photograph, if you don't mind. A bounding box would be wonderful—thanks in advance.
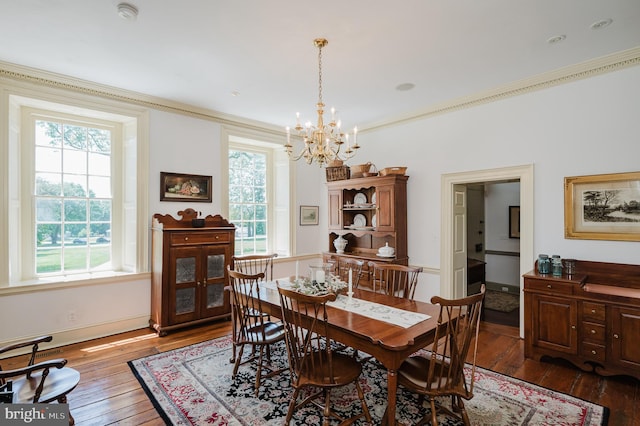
[284,38,360,167]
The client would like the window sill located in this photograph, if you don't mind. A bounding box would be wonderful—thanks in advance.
[0,271,151,296]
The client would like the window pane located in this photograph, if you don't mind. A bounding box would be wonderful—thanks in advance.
[88,175,111,198]
[88,151,110,176]
[35,174,62,196]
[35,121,61,147]
[64,246,88,272]
[90,200,111,221]
[63,174,87,197]
[63,149,87,174]
[35,146,61,173]
[36,247,62,274]
[36,198,62,221]
[89,128,111,153]
[63,125,88,150]
[64,199,87,222]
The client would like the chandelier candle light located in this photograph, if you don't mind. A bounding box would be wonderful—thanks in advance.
[285,38,360,167]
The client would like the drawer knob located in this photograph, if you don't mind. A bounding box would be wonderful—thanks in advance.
[571,325,576,329]
[591,350,597,355]
[614,334,620,339]
[216,235,220,239]
[591,329,596,334]
[184,237,189,241]
[547,284,552,289]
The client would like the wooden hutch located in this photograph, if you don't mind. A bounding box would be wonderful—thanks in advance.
[323,174,408,289]
[151,209,235,336]
[524,259,640,380]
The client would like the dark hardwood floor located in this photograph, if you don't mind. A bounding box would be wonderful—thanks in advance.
[2,319,638,425]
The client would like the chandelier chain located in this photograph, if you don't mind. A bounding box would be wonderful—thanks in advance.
[284,38,360,167]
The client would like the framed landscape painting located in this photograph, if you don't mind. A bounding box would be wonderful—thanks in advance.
[300,205,319,226]
[160,172,212,202]
[564,171,640,241]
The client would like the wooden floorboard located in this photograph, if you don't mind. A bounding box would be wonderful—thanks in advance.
[2,318,637,425]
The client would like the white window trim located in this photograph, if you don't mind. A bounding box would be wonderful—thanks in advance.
[0,88,149,290]
[220,125,293,257]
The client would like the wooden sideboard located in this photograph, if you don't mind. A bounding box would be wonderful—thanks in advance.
[523,260,640,380]
[151,209,235,336]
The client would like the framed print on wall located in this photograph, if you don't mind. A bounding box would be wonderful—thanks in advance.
[564,171,640,241]
[509,206,520,239]
[300,205,319,226]
[160,172,212,202]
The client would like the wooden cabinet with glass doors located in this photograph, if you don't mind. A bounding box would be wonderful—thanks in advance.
[151,209,235,336]
[324,174,408,289]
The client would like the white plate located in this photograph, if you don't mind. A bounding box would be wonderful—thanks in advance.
[372,214,377,227]
[354,226,375,231]
[371,192,376,205]
[376,253,395,258]
[354,192,367,205]
[353,214,366,227]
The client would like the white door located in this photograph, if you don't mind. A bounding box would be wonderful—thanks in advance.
[452,184,467,299]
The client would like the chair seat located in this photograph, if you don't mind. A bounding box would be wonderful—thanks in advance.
[398,355,457,391]
[299,352,363,387]
[245,322,285,344]
[12,367,80,403]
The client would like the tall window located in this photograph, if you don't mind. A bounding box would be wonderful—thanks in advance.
[33,118,113,275]
[228,148,268,255]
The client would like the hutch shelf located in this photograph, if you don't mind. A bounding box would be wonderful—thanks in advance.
[323,174,408,289]
[151,208,235,336]
[524,259,640,380]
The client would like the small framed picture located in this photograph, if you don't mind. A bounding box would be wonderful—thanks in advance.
[300,205,319,226]
[160,172,212,202]
[509,206,520,239]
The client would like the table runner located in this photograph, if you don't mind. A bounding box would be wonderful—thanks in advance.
[263,280,430,328]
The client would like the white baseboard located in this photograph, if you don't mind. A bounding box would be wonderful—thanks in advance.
[0,315,151,358]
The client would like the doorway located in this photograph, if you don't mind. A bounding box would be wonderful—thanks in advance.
[441,165,534,338]
[467,182,521,327]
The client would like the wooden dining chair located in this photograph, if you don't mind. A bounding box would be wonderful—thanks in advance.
[368,262,423,299]
[333,257,365,288]
[391,285,485,425]
[227,268,286,396]
[229,254,278,364]
[277,285,372,425]
[0,335,80,425]
[231,253,278,280]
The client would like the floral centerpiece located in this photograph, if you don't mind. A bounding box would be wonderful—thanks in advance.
[291,274,347,296]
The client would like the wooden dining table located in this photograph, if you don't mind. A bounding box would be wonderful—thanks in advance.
[250,279,444,426]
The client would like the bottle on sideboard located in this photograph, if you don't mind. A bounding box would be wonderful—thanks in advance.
[537,254,550,274]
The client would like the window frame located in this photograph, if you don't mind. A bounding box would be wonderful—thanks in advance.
[221,126,293,258]
[0,92,149,290]
[22,108,121,278]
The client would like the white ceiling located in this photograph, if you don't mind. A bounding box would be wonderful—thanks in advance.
[1,0,639,131]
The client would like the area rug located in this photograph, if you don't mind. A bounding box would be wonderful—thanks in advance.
[128,335,608,425]
[484,289,520,313]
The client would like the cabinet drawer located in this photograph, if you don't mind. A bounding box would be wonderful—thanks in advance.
[525,279,573,295]
[170,231,230,246]
[581,321,606,343]
[582,302,606,322]
[581,341,606,363]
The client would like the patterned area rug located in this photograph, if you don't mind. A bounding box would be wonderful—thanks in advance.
[128,335,608,425]
[484,289,520,313]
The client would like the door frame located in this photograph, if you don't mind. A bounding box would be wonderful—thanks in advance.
[441,164,534,337]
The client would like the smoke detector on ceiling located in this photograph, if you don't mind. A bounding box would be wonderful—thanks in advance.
[117,3,138,21]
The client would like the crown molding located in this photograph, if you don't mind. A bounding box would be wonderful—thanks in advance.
[2,46,639,135]
[364,46,640,132]
[0,60,283,136]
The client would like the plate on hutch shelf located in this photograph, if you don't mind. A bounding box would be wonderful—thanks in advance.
[355,226,375,231]
[376,253,395,258]
[354,192,367,206]
[371,192,376,205]
[372,214,377,227]
[353,214,366,227]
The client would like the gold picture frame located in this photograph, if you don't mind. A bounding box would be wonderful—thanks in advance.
[564,171,640,241]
